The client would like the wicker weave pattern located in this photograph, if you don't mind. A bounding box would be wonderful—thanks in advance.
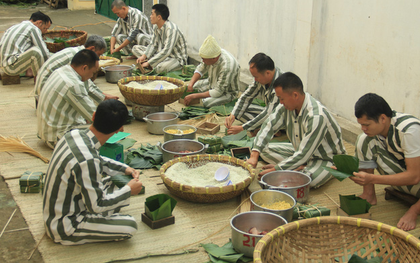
[118,76,186,106]
[160,154,256,203]
[253,216,420,263]
[43,30,87,53]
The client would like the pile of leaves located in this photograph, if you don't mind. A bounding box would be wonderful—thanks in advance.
[201,242,252,263]
[44,35,78,48]
[124,143,163,169]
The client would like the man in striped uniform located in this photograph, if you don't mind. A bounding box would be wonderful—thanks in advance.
[37,49,102,149]
[247,72,346,188]
[351,93,420,231]
[110,0,152,57]
[225,53,283,136]
[133,4,188,74]
[43,99,143,245]
[34,35,117,107]
[184,35,240,108]
[0,11,51,77]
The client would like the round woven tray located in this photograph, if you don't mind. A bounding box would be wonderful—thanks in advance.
[253,216,420,262]
[43,30,87,53]
[160,154,256,203]
[118,76,185,106]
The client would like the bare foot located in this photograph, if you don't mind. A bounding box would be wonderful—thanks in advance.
[397,207,418,231]
[262,164,275,169]
[26,68,34,78]
[274,130,282,137]
[358,192,377,205]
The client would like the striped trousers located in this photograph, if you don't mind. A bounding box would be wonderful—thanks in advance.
[236,104,265,132]
[260,142,333,188]
[3,46,45,76]
[131,45,182,74]
[356,134,420,198]
[194,79,236,108]
[115,33,151,55]
[51,178,137,245]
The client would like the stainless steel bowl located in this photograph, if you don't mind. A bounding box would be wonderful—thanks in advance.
[103,64,135,83]
[230,211,287,257]
[250,189,296,222]
[259,170,311,203]
[143,112,178,135]
[158,139,208,163]
[163,124,197,142]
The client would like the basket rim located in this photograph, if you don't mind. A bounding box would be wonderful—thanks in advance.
[159,154,256,195]
[44,29,87,35]
[117,75,186,95]
[253,216,420,262]
[99,55,121,62]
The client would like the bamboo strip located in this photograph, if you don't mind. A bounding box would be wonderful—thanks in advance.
[0,208,17,239]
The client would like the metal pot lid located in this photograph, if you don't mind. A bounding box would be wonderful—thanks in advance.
[103,65,132,71]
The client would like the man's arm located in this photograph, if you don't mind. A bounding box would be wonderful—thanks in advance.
[31,28,49,60]
[64,84,98,123]
[352,157,420,186]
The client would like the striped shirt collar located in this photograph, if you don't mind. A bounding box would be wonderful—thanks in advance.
[84,128,101,150]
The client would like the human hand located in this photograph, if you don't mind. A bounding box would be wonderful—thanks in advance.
[247,151,259,168]
[127,179,143,195]
[224,114,235,128]
[187,83,194,93]
[183,94,195,106]
[125,167,140,179]
[141,62,150,69]
[294,165,306,172]
[258,167,276,180]
[349,171,373,186]
[227,125,244,135]
[104,93,119,100]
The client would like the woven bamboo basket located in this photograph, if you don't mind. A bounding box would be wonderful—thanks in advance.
[43,30,87,53]
[253,216,420,262]
[118,76,186,106]
[160,154,256,203]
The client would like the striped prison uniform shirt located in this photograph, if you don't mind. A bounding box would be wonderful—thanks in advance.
[43,128,136,245]
[0,20,49,67]
[253,92,346,188]
[34,46,105,102]
[37,65,100,143]
[355,111,420,197]
[231,67,283,131]
[194,49,240,98]
[144,20,188,68]
[111,6,152,43]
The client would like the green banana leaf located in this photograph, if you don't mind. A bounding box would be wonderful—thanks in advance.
[201,242,252,263]
[348,254,382,263]
[221,130,248,148]
[209,99,238,116]
[323,155,359,181]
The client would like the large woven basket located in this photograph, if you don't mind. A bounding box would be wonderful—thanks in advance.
[160,154,256,203]
[118,76,185,106]
[253,216,420,262]
[43,30,87,53]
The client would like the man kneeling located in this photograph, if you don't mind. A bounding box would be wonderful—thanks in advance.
[43,99,143,245]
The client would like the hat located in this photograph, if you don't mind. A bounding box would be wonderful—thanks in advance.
[199,35,221,59]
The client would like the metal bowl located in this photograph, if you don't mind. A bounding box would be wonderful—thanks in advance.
[158,139,208,163]
[250,189,296,222]
[230,211,287,257]
[103,65,135,83]
[163,124,197,142]
[143,112,178,135]
[259,170,311,203]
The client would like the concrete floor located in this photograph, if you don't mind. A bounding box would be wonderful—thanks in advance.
[0,3,114,262]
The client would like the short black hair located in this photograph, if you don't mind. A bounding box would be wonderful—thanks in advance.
[273,72,304,94]
[249,53,275,73]
[84,35,107,52]
[71,49,99,69]
[30,11,52,24]
[94,99,128,134]
[152,4,170,20]
[111,0,127,9]
[355,93,393,122]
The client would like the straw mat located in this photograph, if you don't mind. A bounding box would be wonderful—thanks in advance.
[1,72,420,262]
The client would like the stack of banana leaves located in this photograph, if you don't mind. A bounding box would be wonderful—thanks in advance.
[124,143,163,170]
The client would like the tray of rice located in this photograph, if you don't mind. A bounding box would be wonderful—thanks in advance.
[118,76,186,106]
[160,154,256,203]
[43,30,87,53]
